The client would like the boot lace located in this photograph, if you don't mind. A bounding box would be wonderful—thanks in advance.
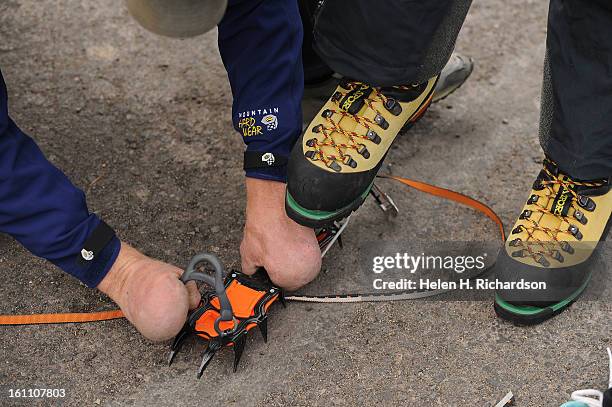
[304,82,422,172]
[508,159,607,266]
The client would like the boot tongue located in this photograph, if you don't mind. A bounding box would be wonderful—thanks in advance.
[531,171,573,241]
[536,160,575,214]
[339,83,373,115]
[550,175,574,217]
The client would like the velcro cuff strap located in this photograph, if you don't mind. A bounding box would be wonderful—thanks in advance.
[244,151,288,170]
[77,220,116,265]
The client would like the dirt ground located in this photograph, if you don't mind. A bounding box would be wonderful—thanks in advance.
[1,1,611,406]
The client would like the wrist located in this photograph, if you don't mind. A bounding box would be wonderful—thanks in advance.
[97,242,144,299]
[245,177,287,218]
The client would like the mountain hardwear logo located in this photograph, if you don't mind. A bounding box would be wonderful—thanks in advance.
[81,249,94,261]
[237,107,279,119]
[262,114,278,131]
[238,117,263,137]
[262,153,275,166]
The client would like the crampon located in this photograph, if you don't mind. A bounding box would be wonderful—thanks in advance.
[169,222,350,376]
[168,254,285,377]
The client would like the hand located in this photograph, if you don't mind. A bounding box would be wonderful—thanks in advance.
[240,178,321,291]
[98,243,201,342]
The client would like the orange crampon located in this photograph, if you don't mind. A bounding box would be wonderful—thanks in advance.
[168,254,284,377]
[168,223,351,377]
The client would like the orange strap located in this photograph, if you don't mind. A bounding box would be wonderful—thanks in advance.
[0,175,504,326]
[0,310,124,325]
[380,174,506,241]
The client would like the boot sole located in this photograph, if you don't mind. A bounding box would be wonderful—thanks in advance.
[285,181,373,229]
[493,274,591,326]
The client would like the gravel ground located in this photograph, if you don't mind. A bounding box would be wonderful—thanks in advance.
[0,1,610,406]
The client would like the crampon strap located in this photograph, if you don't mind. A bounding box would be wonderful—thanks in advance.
[0,174,505,325]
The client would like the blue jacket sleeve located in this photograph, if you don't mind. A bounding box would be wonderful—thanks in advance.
[218,0,304,182]
[0,70,120,288]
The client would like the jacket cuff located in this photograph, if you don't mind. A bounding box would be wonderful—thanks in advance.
[244,150,289,182]
[50,220,121,288]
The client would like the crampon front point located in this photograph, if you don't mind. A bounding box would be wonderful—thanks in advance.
[168,254,284,378]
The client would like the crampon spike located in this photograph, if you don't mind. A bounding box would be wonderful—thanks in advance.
[232,335,246,372]
[197,344,218,379]
[278,292,287,309]
[370,183,399,216]
[318,216,350,257]
[258,317,268,343]
[167,350,178,366]
[168,324,191,366]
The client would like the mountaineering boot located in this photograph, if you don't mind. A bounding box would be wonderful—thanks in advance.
[494,159,612,325]
[287,75,438,227]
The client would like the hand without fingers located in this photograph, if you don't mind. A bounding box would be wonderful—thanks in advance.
[185,281,201,310]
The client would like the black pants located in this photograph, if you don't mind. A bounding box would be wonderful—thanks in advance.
[303,0,612,180]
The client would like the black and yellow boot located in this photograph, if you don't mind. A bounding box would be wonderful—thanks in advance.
[494,159,612,325]
[286,76,438,227]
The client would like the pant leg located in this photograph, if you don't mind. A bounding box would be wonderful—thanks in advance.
[217,0,304,182]
[0,70,120,287]
[299,0,333,85]
[539,0,612,179]
[312,0,472,87]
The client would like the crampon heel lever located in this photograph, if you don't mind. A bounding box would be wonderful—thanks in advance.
[370,183,399,217]
[316,216,351,257]
[168,253,284,377]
